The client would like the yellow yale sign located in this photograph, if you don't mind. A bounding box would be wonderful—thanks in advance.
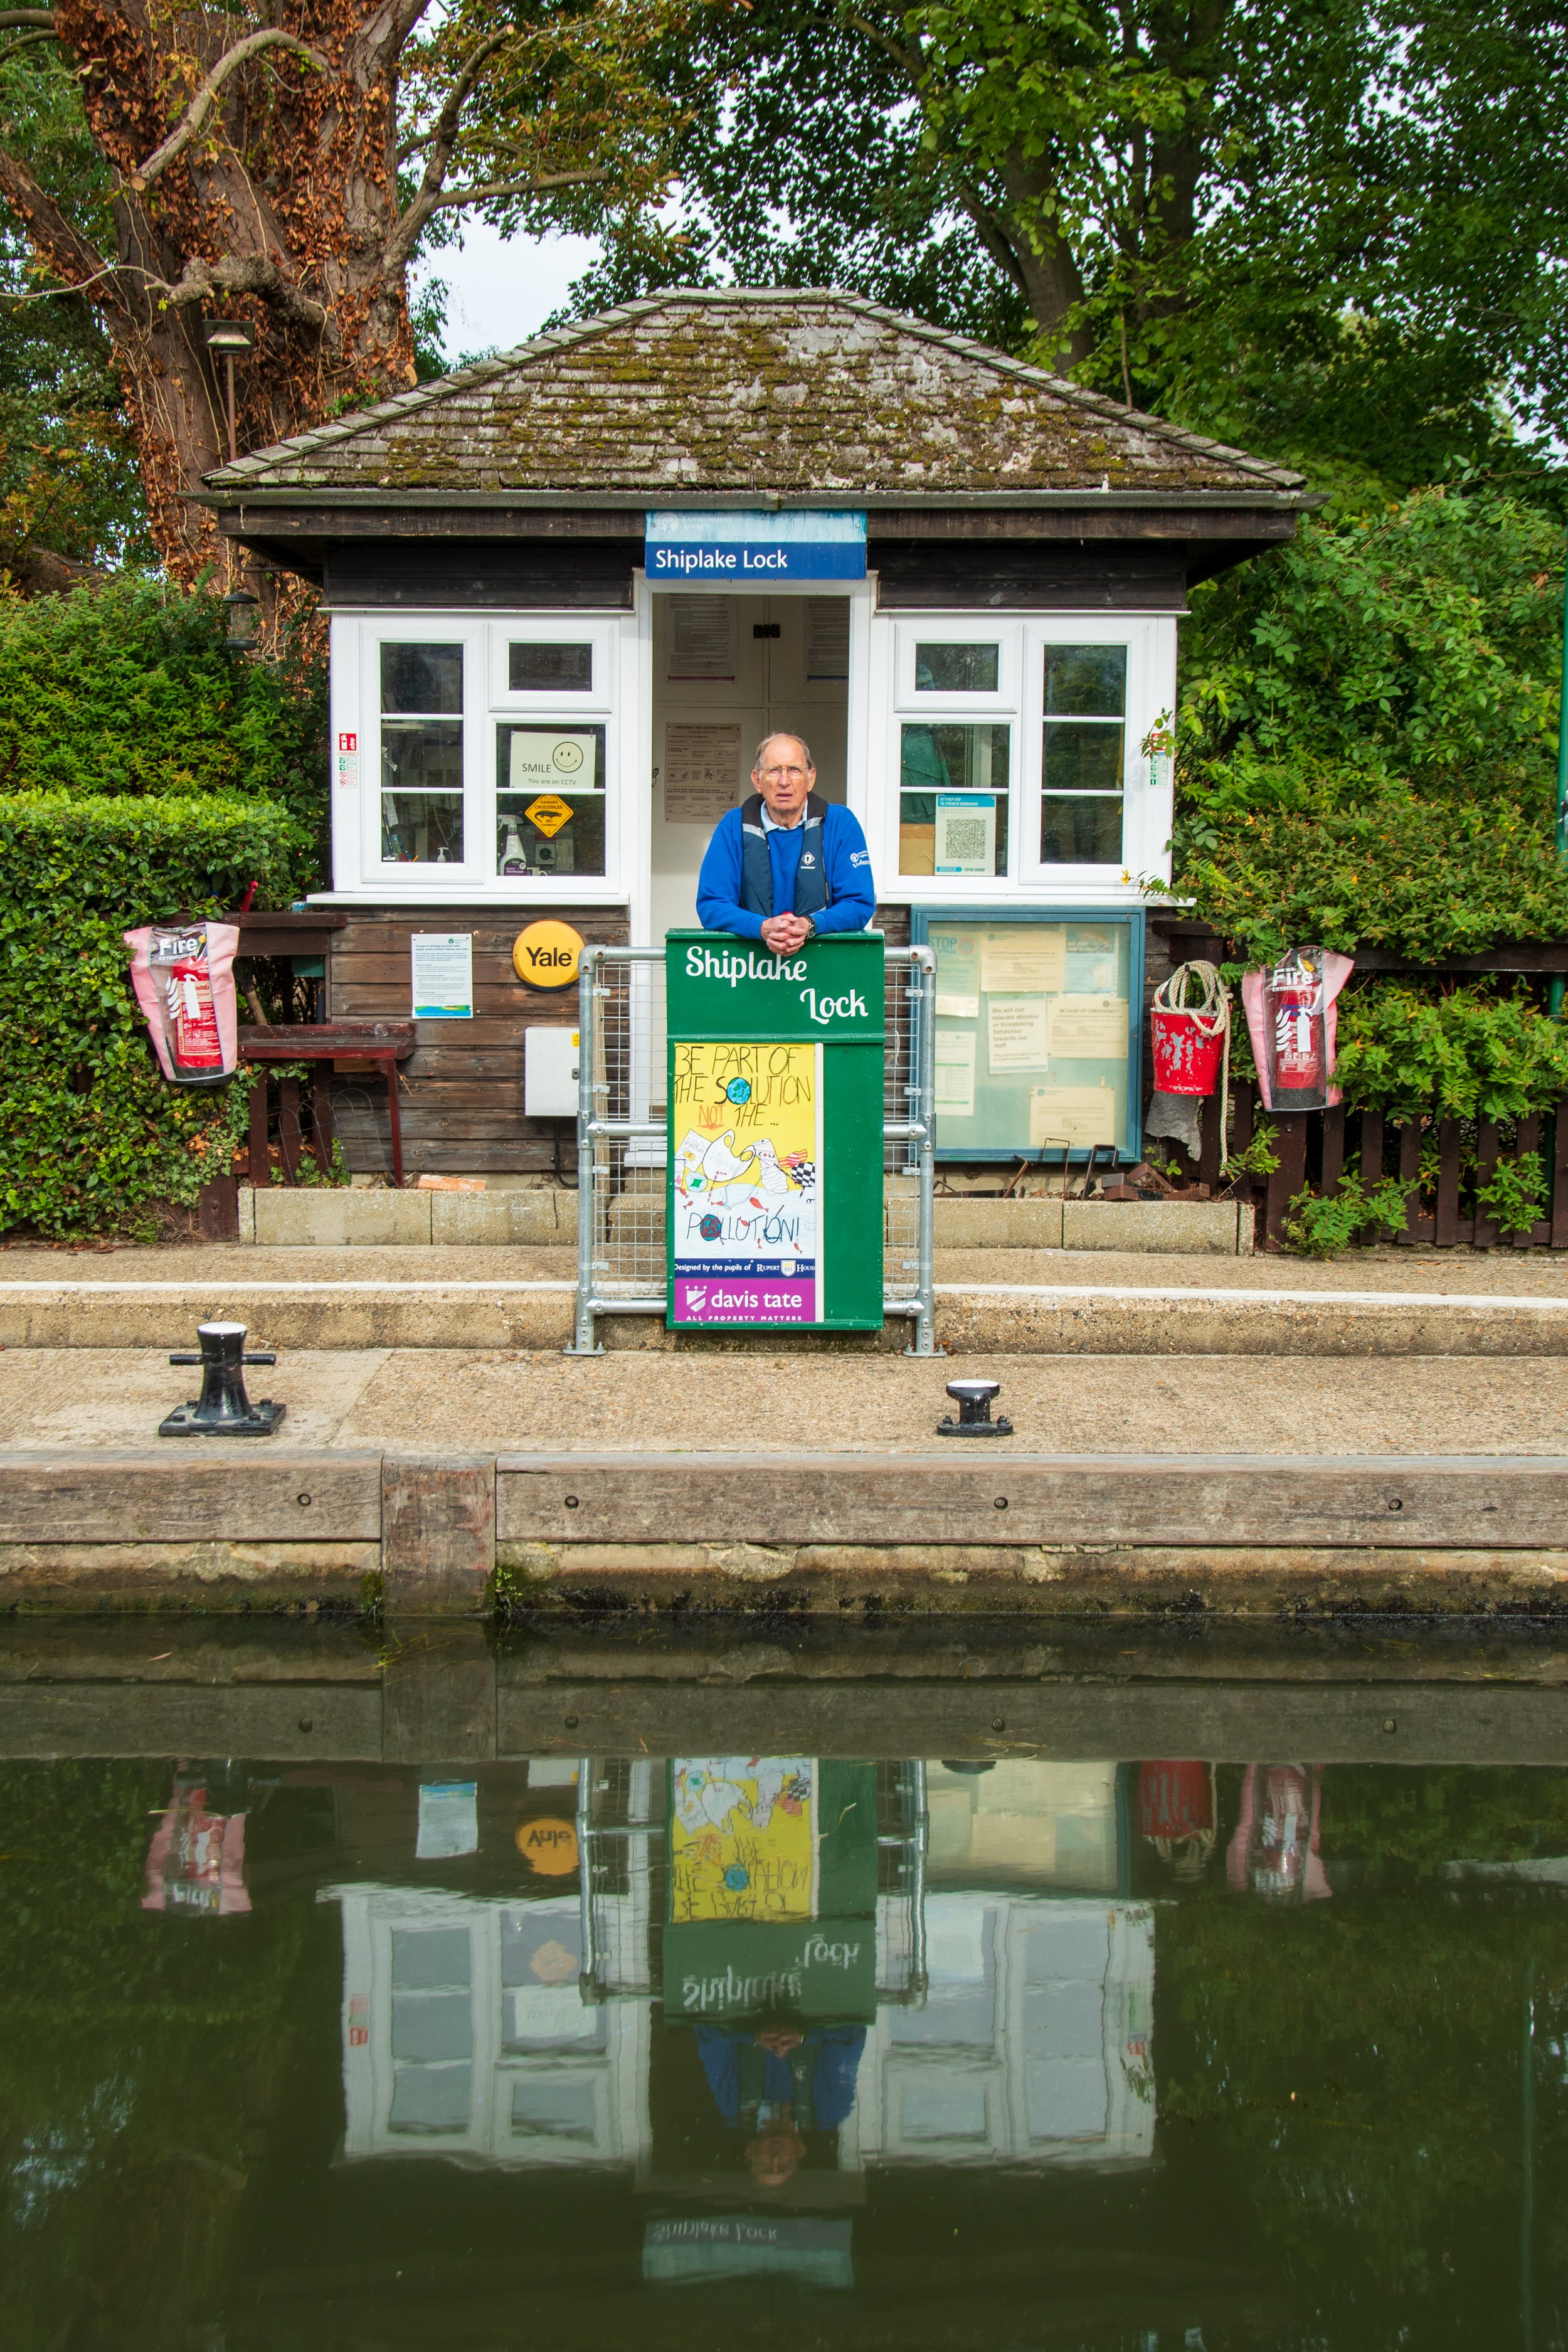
[512,919,584,990]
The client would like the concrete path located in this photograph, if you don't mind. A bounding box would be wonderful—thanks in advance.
[5,1345,1568,1454]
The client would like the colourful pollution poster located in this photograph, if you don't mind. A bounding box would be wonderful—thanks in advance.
[670,1041,823,1325]
[669,1756,818,1924]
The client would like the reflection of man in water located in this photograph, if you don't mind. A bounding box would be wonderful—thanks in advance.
[696,2021,866,2187]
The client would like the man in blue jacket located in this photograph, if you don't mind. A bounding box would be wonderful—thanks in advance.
[696,731,875,950]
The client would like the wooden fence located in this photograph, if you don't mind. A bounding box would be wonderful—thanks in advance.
[1164,1086,1568,1252]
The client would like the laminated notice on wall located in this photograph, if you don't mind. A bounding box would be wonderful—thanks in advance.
[667,595,738,681]
[664,722,743,824]
[935,793,995,877]
[1049,994,1128,1057]
[979,928,1066,995]
[411,931,473,1019]
[931,927,980,1019]
[987,996,1049,1072]
[1029,1084,1118,1148]
[935,1027,977,1116]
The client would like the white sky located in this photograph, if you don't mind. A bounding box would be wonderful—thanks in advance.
[412,220,601,363]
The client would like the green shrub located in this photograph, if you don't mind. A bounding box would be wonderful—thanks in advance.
[1285,1171,1417,1257]
[1332,985,1568,1123]
[1476,1149,1549,1236]
[0,791,312,1236]
[1168,488,1568,965]
[0,576,326,833]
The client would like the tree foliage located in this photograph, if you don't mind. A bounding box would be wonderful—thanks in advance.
[0,4,696,585]
[1170,488,1568,963]
[607,0,1568,496]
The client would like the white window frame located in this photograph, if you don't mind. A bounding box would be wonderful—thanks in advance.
[326,609,639,904]
[1024,616,1173,893]
[892,620,1022,712]
[869,608,1175,907]
[487,618,617,712]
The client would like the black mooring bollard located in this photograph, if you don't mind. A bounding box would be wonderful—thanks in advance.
[936,1378,1013,1438]
[159,1321,285,1438]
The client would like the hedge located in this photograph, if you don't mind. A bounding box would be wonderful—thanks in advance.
[0,576,327,834]
[0,792,312,1236]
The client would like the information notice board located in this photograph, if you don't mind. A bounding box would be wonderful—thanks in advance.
[666,929,884,1331]
[911,905,1144,1162]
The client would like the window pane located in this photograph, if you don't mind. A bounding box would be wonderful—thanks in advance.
[901,723,1010,795]
[916,642,1000,694]
[495,723,607,877]
[1041,794,1123,863]
[382,718,463,795]
[382,792,464,864]
[381,642,463,714]
[1044,644,1125,717]
[900,792,1009,877]
[509,642,593,693]
[1042,721,1124,795]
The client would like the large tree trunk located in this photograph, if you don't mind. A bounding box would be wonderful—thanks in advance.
[43,4,413,583]
[0,3,419,588]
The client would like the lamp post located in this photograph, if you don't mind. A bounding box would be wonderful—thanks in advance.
[203,317,254,464]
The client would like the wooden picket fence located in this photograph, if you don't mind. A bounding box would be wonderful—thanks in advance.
[1165,1087,1568,1252]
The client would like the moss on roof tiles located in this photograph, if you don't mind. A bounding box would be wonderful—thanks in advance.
[207,290,1303,498]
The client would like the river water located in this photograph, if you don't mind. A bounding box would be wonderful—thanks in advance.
[4,1650,1567,2349]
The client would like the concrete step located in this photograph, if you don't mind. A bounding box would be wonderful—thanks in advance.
[246,1183,1251,1255]
[7,1268,1568,1352]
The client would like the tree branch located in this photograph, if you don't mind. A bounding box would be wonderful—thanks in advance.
[0,143,128,320]
[133,28,330,191]
[144,250,336,344]
[425,167,607,213]
[381,26,511,272]
[0,11,56,28]
[0,29,55,61]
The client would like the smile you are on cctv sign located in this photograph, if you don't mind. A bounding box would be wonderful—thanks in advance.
[645,509,867,581]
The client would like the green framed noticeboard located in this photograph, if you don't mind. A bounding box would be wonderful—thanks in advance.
[911,904,1145,1162]
[666,929,884,1331]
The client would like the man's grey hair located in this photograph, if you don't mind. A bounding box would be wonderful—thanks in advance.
[753,730,815,772]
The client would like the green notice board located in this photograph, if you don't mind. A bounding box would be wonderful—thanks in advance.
[666,929,884,1331]
[912,904,1145,1162]
[662,1759,880,2023]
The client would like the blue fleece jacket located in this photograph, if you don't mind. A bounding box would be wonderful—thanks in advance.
[696,802,876,939]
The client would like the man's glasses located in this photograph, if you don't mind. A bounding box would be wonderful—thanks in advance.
[759,764,808,781]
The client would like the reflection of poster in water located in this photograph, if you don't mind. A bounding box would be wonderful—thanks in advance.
[670,1757,818,1922]
[671,1042,823,1325]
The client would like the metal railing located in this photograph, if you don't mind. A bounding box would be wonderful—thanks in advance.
[569,942,936,1353]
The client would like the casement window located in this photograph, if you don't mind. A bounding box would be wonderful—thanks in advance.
[332,615,627,898]
[882,616,1175,899]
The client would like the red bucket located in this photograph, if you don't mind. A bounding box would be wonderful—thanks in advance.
[1150,1007,1224,1096]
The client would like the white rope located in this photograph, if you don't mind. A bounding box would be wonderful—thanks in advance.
[1152,958,1232,1172]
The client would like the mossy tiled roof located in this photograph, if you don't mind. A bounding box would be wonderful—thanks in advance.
[207,288,1304,500]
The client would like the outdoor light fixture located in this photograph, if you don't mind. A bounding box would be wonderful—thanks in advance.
[223,586,260,655]
[204,315,254,462]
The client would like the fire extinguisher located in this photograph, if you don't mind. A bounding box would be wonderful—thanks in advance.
[1240,946,1355,1114]
[124,920,240,1089]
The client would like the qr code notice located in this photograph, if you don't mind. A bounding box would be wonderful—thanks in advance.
[941,818,990,862]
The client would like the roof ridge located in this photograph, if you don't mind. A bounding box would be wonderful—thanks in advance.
[204,282,1305,497]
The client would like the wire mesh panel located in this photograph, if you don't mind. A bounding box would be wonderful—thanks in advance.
[572,943,935,1353]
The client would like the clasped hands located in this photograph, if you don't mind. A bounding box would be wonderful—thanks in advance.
[760,913,813,954]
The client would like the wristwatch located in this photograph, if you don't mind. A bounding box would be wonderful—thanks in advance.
[802,916,818,940]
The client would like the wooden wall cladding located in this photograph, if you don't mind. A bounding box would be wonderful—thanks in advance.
[326,906,629,1174]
